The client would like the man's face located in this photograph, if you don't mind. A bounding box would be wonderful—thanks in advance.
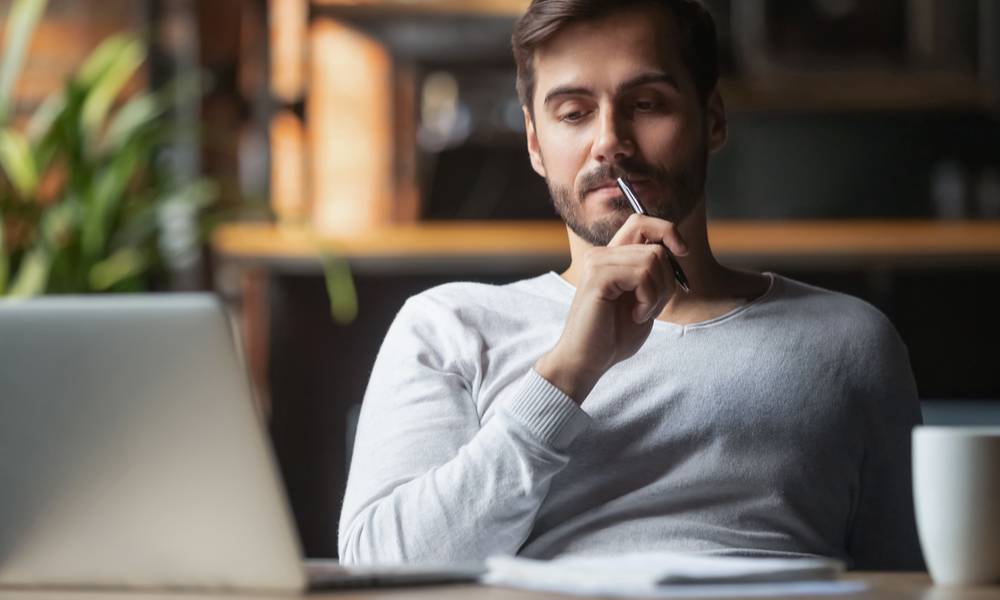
[524,5,725,246]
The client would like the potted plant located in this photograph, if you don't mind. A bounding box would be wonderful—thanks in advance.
[1,0,357,325]
[0,0,215,297]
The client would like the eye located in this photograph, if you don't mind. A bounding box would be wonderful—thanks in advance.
[559,110,588,123]
[634,99,661,112]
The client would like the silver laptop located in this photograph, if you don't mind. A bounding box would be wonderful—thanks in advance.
[0,294,482,592]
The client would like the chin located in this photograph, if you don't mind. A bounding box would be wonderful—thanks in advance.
[583,206,628,226]
[578,213,630,247]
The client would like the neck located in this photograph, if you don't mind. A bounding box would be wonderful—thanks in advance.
[559,202,767,323]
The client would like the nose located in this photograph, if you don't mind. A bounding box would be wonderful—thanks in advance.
[591,105,635,164]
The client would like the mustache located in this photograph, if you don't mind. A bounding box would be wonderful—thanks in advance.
[577,161,658,197]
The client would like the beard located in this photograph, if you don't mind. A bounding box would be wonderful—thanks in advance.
[546,147,707,247]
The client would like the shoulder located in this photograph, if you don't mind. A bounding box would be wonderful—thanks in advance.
[385,273,562,345]
[381,274,563,373]
[401,273,564,321]
[772,274,897,336]
[769,274,907,361]
[770,274,917,403]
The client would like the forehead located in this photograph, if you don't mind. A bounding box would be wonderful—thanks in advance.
[531,6,687,100]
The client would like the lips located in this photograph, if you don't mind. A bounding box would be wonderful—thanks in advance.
[589,182,619,193]
[586,178,649,195]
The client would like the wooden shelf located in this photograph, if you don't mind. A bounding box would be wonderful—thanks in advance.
[212,220,1000,272]
[706,220,1000,259]
[214,220,567,260]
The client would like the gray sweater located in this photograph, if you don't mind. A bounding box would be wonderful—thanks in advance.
[339,272,923,570]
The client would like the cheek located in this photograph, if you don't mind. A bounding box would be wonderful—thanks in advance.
[646,114,684,144]
[640,115,700,162]
[538,123,593,178]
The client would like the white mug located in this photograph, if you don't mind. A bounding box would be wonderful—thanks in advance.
[913,426,1000,586]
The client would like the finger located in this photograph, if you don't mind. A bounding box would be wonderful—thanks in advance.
[585,261,669,324]
[608,214,689,256]
[595,245,670,298]
[630,264,673,323]
[588,245,673,316]
[586,260,660,299]
[641,283,674,324]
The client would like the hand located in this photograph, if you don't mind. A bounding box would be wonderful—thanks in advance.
[535,214,689,403]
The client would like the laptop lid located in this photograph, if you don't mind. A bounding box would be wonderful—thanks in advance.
[0,294,307,592]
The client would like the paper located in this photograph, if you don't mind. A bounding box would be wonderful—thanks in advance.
[483,552,867,598]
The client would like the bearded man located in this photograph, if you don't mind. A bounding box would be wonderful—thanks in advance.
[339,0,924,571]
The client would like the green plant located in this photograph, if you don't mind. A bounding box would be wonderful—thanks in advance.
[0,0,358,324]
[0,0,215,297]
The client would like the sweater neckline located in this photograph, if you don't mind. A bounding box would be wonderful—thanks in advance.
[542,271,779,333]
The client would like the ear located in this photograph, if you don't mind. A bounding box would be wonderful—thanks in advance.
[705,88,727,154]
[524,107,547,177]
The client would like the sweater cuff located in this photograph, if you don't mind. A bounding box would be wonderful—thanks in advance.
[499,368,593,451]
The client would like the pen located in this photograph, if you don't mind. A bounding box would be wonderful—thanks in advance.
[616,177,691,293]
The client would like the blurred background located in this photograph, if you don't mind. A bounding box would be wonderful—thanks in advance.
[2,0,999,558]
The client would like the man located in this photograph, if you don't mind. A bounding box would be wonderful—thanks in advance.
[339,0,923,570]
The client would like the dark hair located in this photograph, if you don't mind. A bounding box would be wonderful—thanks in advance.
[512,0,719,113]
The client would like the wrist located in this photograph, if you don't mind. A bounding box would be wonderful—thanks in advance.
[534,350,602,405]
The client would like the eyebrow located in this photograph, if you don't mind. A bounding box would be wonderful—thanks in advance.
[542,72,681,107]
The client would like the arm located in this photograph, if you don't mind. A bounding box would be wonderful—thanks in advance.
[341,215,688,564]
[338,296,591,565]
[847,319,925,570]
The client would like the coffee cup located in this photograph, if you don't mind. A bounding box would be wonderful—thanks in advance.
[913,426,1000,585]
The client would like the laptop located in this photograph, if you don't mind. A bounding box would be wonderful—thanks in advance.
[0,294,483,592]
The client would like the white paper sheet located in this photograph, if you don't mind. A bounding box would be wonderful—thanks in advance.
[483,553,867,598]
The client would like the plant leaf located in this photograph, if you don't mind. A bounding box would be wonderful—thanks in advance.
[176,178,219,210]
[76,34,131,89]
[5,245,49,298]
[88,246,146,291]
[0,204,7,294]
[27,92,69,176]
[80,143,142,262]
[26,89,66,142]
[0,128,38,196]
[0,0,48,124]
[102,72,203,153]
[36,198,82,292]
[320,251,358,325]
[101,92,161,152]
[80,36,146,147]
[40,197,80,246]
[108,199,158,250]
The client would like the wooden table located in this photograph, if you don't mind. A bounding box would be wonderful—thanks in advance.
[2,573,999,599]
